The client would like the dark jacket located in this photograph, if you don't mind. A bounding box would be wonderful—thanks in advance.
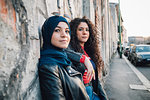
[38,64,89,100]
[65,49,86,75]
[65,48,108,100]
[92,68,108,100]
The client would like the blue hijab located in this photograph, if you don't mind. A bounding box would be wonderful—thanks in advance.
[39,16,71,67]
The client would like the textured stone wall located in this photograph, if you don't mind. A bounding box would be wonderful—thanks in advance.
[109,3,119,54]
[0,0,41,99]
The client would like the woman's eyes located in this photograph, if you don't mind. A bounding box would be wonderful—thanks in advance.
[54,28,70,34]
[54,29,60,32]
[65,30,70,33]
[78,28,83,31]
[78,28,89,31]
[86,28,89,31]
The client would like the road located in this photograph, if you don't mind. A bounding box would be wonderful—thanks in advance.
[136,64,150,81]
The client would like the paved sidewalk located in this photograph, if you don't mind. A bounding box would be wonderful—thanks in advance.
[104,54,150,100]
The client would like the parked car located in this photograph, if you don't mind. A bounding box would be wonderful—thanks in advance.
[130,45,150,66]
[124,46,129,56]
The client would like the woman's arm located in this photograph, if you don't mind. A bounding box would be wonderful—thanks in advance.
[65,48,95,81]
[38,64,66,100]
[65,48,82,62]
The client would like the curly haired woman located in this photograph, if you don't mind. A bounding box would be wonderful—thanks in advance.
[69,17,108,100]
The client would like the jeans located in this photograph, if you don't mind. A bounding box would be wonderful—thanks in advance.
[86,86,100,100]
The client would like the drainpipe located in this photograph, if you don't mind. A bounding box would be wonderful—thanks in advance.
[118,0,122,58]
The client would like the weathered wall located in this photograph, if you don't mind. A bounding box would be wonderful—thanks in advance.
[0,0,41,99]
[101,0,110,71]
[109,3,118,55]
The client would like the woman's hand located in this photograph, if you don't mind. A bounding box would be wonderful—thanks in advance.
[84,56,95,81]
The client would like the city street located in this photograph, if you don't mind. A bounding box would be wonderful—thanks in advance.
[104,54,150,100]
[136,64,150,81]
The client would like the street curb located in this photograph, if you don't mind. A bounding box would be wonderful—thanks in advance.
[123,55,150,91]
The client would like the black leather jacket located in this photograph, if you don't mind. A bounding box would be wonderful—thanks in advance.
[65,48,108,100]
[38,64,89,100]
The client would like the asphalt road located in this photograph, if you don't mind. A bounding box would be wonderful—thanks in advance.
[136,64,150,81]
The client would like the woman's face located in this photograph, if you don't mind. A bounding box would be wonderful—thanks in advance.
[51,22,70,49]
[76,22,89,46]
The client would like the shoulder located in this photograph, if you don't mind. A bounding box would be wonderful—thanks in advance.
[38,64,60,75]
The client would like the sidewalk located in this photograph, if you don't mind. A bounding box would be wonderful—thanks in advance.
[104,54,150,100]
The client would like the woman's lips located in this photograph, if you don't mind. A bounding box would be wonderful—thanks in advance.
[82,36,88,39]
[60,40,68,43]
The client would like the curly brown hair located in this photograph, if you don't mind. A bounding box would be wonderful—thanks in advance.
[69,16,103,74]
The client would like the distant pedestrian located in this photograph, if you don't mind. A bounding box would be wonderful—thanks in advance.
[117,45,120,54]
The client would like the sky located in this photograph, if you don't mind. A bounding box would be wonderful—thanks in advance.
[109,0,150,37]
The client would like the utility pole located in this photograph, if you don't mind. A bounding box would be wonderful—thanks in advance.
[118,0,122,58]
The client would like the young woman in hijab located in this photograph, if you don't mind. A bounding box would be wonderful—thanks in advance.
[69,17,108,100]
[38,16,89,100]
